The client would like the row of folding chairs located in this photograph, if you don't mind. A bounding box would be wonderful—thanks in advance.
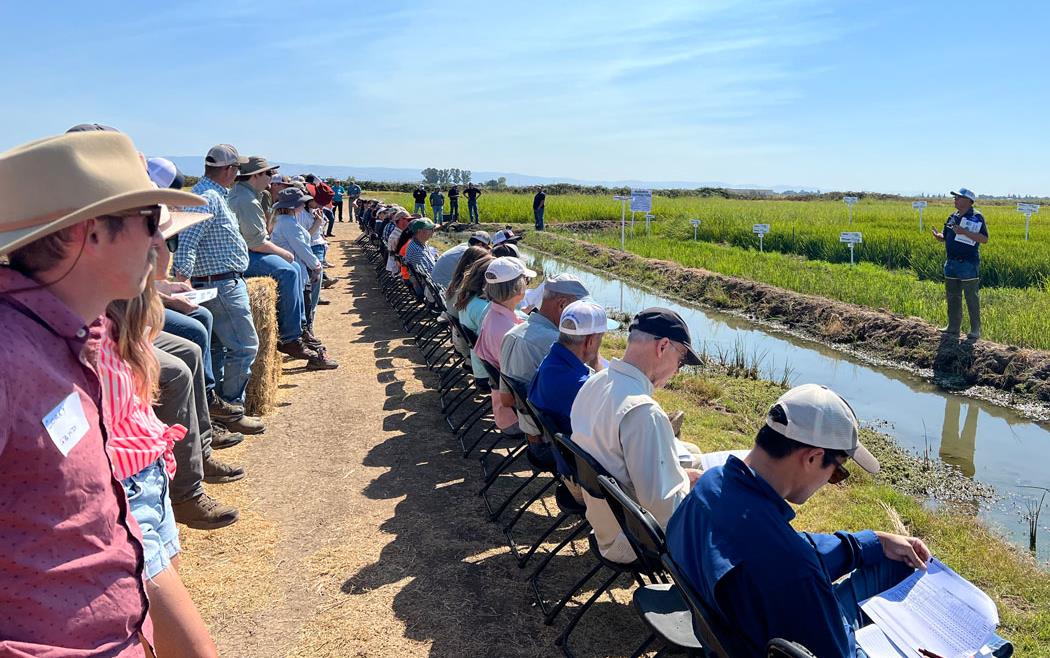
[353,222,815,658]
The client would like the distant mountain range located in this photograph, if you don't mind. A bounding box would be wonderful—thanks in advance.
[165,156,809,193]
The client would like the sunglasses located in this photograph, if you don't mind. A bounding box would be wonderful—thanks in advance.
[101,205,162,236]
[165,234,179,254]
[829,460,850,485]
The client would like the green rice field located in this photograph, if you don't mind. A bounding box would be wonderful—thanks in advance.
[369,190,1050,289]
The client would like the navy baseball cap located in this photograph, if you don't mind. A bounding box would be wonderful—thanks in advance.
[629,307,702,365]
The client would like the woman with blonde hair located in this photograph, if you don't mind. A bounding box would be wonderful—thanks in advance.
[100,269,218,657]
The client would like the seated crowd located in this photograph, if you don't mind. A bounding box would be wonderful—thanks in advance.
[1,128,949,658]
[361,204,944,657]
[0,128,357,656]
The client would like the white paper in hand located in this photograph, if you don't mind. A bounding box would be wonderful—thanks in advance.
[172,288,218,305]
[953,218,981,246]
[861,558,997,658]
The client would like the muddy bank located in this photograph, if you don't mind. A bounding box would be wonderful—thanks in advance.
[517,231,1050,412]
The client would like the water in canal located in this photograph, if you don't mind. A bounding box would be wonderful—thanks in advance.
[522,247,1050,562]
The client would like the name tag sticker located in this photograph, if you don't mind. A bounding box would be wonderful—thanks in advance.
[42,392,90,457]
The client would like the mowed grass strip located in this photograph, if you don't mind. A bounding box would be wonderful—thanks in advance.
[524,230,1050,351]
[598,335,1050,654]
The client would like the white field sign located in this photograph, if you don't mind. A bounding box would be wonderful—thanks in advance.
[840,231,863,265]
[691,218,701,240]
[1018,202,1040,241]
[912,200,928,232]
[753,223,770,252]
[843,195,859,224]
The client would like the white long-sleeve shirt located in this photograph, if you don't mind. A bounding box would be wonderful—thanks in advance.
[570,358,690,563]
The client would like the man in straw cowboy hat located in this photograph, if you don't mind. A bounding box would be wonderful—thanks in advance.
[0,130,207,655]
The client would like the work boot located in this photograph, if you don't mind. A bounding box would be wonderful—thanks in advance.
[301,330,324,350]
[962,279,981,340]
[203,455,246,484]
[172,493,239,530]
[941,279,963,335]
[306,346,339,371]
[219,413,266,435]
[321,276,338,289]
[208,390,244,423]
[276,338,314,361]
[211,426,244,450]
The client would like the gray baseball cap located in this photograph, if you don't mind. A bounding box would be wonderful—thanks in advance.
[544,273,589,298]
[205,143,248,168]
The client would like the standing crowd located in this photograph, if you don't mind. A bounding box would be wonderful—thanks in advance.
[0,127,358,656]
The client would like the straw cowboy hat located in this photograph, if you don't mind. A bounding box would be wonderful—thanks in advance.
[0,131,207,255]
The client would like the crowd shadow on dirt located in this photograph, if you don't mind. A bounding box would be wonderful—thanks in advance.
[333,240,650,657]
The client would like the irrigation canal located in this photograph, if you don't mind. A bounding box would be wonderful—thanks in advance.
[521,247,1050,562]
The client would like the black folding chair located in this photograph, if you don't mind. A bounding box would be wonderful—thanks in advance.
[598,475,702,657]
[543,433,651,658]
[659,553,736,658]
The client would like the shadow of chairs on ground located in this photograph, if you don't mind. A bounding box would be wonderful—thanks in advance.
[332,264,649,656]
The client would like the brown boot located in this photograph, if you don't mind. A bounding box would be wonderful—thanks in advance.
[218,413,266,435]
[172,493,239,530]
[211,426,244,450]
[203,456,246,484]
[276,338,315,361]
[305,346,339,371]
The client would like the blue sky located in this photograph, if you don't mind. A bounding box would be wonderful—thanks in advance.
[2,1,1048,195]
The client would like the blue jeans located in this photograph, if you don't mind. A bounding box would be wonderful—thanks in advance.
[414,202,426,216]
[307,244,327,330]
[834,555,912,656]
[535,206,545,230]
[943,258,979,280]
[433,205,443,223]
[162,307,215,393]
[201,277,259,404]
[122,459,180,580]
[468,199,480,223]
[244,251,305,343]
[324,207,336,236]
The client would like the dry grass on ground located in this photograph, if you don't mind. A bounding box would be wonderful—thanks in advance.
[180,226,654,657]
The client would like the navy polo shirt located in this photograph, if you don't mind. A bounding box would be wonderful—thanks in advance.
[943,208,988,262]
[528,342,591,436]
[665,456,883,657]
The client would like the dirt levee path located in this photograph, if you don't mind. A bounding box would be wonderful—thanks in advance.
[177,226,643,656]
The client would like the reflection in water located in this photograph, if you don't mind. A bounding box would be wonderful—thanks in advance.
[521,247,1050,559]
[940,398,979,478]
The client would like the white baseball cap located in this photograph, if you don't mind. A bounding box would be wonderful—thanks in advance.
[559,300,618,336]
[766,384,878,474]
[492,229,521,246]
[951,188,977,202]
[485,256,536,284]
[544,273,590,298]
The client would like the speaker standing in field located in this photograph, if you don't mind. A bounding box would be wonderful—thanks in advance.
[533,187,546,230]
[931,188,988,340]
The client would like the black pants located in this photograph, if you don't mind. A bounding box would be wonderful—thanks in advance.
[449,198,459,221]
[334,200,343,221]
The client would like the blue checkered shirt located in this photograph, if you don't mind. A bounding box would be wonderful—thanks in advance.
[173,176,250,278]
[405,239,438,274]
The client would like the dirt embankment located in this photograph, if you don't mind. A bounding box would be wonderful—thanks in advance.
[523,233,1050,408]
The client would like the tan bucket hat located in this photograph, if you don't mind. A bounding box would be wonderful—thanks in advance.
[0,132,206,255]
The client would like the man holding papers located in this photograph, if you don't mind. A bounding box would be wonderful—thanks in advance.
[666,384,931,657]
[932,188,988,340]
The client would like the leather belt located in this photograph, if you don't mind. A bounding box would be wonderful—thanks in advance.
[190,271,241,284]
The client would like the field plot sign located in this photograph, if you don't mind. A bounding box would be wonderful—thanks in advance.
[843,196,859,224]
[840,231,863,265]
[630,189,652,213]
[1017,202,1040,241]
[753,223,770,252]
[912,200,928,232]
[691,219,701,240]
[644,212,655,235]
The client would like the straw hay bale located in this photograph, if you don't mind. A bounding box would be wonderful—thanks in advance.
[245,276,280,416]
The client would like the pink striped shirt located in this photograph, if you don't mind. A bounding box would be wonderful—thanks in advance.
[97,319,186,481]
